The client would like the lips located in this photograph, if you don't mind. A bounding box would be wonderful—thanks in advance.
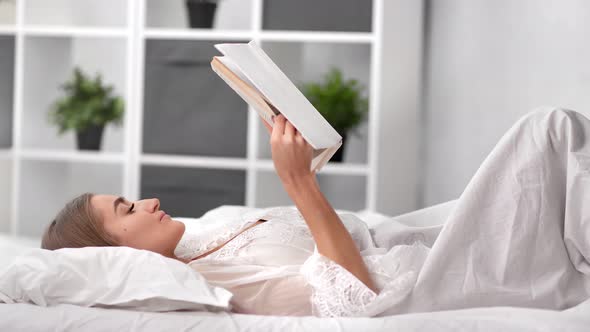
[159,211,166,221]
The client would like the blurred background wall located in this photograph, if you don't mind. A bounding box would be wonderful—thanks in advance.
[421,0,590,206]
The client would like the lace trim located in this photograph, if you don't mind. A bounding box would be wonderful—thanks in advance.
[300,248,376,317]
[245,206,305,223]
[176,206,307,261]
[300,247,418,317]
[209,217,312,260]
[175,219,256,260]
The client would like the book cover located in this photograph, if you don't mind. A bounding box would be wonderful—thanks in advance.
[211,40,343,172]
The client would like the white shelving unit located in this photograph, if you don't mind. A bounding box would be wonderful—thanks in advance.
[136,0,376,215]
[3,0,133,236]
[0,26,17,35]
[0,158,11,234]
[1,0,426,238]
[0,0,16,235]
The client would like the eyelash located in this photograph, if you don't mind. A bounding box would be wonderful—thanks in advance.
[127,203,135,214]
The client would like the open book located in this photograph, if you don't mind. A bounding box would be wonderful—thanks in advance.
[210,40,343,172]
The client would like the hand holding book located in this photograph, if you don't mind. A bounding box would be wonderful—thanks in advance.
[260,114,316,185]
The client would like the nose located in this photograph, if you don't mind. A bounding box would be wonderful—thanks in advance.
[138,198,160,213]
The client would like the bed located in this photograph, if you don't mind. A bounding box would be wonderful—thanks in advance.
[2,200,590,331]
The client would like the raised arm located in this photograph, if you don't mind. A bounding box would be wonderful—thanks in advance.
[261,114,378,293]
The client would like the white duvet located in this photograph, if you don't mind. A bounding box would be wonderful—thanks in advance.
[371,107,590,315]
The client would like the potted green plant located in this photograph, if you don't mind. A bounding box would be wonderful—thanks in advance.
[300,68,369,162]
[185,0,220,28]
[48,67,124,151]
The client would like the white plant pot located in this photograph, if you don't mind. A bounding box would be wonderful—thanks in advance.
[0,0,16,25]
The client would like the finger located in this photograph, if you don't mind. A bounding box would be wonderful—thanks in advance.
[260,115,272,134]
[284,119,295,140]
[271,114,286,142]
[294,129,305,143]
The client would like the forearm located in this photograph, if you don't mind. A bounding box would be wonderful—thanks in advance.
[282,175,378,293]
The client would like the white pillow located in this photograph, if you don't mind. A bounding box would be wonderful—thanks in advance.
[0,246,233,312]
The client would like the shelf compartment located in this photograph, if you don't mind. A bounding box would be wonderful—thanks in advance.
[315,173,367,211]
[253,170,292,208]
[0,35,14,149]
[17,159,123,237]
[24,0,127,28]
[141,165,246,218]
[145,0,253,31]
[256,41,371,164]
[262,0,372,33]
[255,170,367,211]
[0,159,11,233]
[21,36,127,152]
[142,39,248,158]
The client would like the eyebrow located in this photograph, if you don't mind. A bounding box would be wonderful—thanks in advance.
[113,196,125,215]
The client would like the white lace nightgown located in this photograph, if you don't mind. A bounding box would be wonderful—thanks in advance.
[177,206,430,317]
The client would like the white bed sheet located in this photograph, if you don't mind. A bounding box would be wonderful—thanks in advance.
[2,200,589,331]
[1,297,589,331]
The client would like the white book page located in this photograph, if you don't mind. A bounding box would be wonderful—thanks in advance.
[214,41,342,149]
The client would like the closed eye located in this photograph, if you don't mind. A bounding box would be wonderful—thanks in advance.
[128,203,135,214]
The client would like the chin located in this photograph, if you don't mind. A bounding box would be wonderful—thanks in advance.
[171,219,186,237]
[170,218,184,227]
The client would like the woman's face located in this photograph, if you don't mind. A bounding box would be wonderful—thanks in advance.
[91,194,185,258]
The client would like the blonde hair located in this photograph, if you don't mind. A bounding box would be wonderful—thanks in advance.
[41,192,118,250]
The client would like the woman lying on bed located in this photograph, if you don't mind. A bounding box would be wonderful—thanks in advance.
[41,108,590,318]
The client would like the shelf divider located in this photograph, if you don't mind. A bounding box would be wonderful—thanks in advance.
[22,25,128,38]
[18,148,125,164]
[141,153,249,170]
[256,159,369,175]
[0,25,17,35]
[145,28,252,41]
[260,30,374,43]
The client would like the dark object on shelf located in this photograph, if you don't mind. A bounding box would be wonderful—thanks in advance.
[301,68,368,163]
[263,0,372,32]
[76,124,104,150]
[331,134,347,162]
[48,67,124,151]
[185,0,217,28]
